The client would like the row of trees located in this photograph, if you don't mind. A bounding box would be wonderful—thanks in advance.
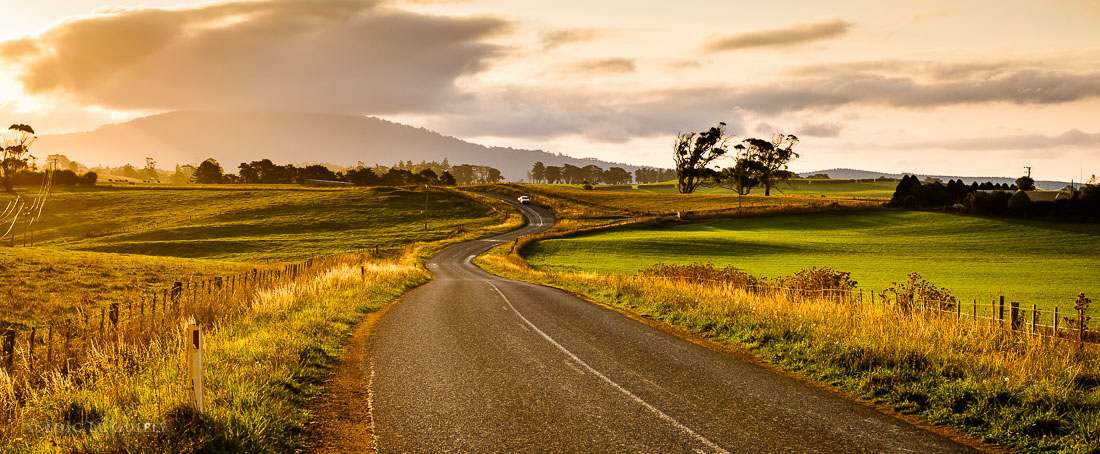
[191,159,503,186]
[890,174,1100,220]
[673,122,800,195]
[525,162,677,185]
[527,162,630,185]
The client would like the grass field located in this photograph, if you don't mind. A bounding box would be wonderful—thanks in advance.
[1,185,504,326]
[539,178,896,198]
[1,185,519,453]
[524,210,1100,311]
[521,184,881,217]
[19,186,492,262]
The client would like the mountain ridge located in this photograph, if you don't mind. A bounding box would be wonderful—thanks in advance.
[34,111,648,181]
[800,168,1072,191]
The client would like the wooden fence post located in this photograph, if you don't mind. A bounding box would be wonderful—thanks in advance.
[28,327,36,373]
[1031,304,1037,334]
[46,325,53,364]
[1054,307,1059,337]
[109,303,119,335]
[3,329,15,372]
[999,296,1005,328]
[63,322,72,372]
[1010,302,1020,331]
[187,325,205,413]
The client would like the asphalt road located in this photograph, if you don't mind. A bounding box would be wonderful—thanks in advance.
[368,194,980,453]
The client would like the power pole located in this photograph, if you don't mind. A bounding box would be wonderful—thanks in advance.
[1024,166,1032,178]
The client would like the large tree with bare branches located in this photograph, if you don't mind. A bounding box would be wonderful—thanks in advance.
[673,122,730,194]
[739,133,799,196]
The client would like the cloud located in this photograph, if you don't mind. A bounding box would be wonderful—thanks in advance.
[728,69,1100,114]
[435,86,745,142]
[703,18,851,53]
[798,122,844,137]
[557,58,636,75]
[538,28,602,50]
[0,0,510,114]
[896,129,1100,151]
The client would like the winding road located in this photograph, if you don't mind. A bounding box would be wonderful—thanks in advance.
[367,194,981,453]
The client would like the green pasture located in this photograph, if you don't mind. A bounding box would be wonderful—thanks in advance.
[1,185,500,325]
[533,178,895,198]
[523,210,1100,311]
[14,186,496,262]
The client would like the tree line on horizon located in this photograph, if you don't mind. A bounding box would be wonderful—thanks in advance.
[890,174,1100,220]
[189,158,504,186]
[525,161,676,185]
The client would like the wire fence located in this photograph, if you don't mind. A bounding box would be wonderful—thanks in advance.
[0,248,394,384]
[638,275,1097,344]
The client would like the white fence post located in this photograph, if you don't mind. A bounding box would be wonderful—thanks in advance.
[187,324,205,413]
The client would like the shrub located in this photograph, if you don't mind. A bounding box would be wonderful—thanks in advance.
[639,262,759,288]
[777,266,858,293]
[883,273,957,313]
[1007,190,1032,217]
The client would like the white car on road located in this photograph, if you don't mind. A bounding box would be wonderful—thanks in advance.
[518,196,531,205]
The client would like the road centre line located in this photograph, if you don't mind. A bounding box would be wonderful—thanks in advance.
[485,281,729,454]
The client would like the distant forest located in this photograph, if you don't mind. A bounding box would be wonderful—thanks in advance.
[526,161,676,185]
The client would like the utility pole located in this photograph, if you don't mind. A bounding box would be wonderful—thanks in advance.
[1024,166,1032,178]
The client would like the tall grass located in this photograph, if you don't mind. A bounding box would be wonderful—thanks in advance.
[1,252,429,453]
[478,251,1100,453]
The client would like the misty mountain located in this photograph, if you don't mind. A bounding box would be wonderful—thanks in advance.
[34,111,646,181]
[800,168,1072,191]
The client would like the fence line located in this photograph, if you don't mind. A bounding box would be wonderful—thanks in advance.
[632,275,1096,344]
[0,248,395,383]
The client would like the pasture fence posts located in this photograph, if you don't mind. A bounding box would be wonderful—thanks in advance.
[1054,307,1060,337]
[62,322,71,372]
[1010,302,1021,331]
[28,327,36,373]
[2,329,15,372]
[1031,304,1037,334]
[81,312,89,357]
[46,325,53,364]
[999,296,1006,329]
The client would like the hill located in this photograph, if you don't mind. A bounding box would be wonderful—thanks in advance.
[34,111,644,181]
[800,168,1070,191]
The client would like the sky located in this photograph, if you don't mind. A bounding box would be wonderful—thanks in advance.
[0,0,1098,181]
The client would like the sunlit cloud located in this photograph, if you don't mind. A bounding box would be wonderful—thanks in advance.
[538,28,603,50]
[702,18,852,53]
[0,0,510,114]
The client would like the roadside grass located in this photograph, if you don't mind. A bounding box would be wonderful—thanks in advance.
[1,255,429,453]
[0,187,522,453]
[523,210,1100,312]
[477,251,1100,454]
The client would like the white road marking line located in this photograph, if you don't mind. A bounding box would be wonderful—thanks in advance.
[486,282,729,454]
[563,359,585,375]
[465,255,476,264]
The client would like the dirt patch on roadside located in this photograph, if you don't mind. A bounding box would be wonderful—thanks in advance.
[306,303,396,453]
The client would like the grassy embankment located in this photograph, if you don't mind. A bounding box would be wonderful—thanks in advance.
[1,185,520,453]
[477,188,1099,454]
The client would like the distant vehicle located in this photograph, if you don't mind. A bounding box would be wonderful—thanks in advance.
[518,195,531,205]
